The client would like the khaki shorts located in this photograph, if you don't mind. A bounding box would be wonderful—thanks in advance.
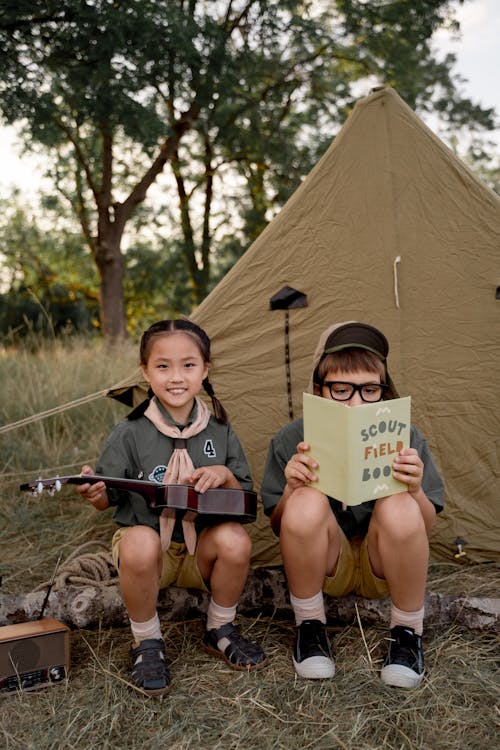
[323,529,389,599]
[111,526,209,592]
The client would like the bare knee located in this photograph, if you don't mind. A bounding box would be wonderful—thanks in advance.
[281,487,331,539]
[205,522,252,564]
[119,525,162,574]
[372,493,426,541]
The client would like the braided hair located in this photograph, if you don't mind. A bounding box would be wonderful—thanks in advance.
[129,319,228,424]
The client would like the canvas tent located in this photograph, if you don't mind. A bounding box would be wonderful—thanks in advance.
[109,87,500,566]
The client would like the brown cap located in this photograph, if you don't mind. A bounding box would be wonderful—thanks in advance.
[323,322,389,360]
[309,321,399,398]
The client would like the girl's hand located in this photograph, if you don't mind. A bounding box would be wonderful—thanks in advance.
[392,448,423,497]
[284,441,319,491]
[75,464,110,511]
[189,465,233,494]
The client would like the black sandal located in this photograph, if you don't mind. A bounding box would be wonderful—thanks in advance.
[130,638,171,696]
[203,622,268,671]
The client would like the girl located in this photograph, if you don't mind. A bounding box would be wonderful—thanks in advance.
[76,319,267,696]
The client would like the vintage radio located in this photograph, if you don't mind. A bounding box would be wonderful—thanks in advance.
[0,617,70,693]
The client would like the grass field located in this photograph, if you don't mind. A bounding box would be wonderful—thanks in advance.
[1,338,498,749]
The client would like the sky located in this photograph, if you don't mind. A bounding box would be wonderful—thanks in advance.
[1,0,499,200]
[433,0,500,135]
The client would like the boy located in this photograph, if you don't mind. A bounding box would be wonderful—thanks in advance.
[261,322,444,688]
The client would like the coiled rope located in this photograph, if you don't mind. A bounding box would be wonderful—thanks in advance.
[34,541,118,592]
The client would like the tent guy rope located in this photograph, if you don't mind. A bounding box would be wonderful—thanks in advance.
[0,370,135,434]
[0,389,108,435]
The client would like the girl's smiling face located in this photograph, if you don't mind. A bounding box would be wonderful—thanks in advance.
[141,332,209,423]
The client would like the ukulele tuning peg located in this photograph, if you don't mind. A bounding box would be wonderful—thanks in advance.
[47,478,62,495]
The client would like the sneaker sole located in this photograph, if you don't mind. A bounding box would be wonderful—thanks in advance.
[202,641,269,671]
[381,664,424,689]
[293,655,335,679]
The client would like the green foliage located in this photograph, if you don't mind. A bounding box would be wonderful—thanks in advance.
[0,291,97,341]
[123,238,193,336]
[462,139,500,196]
[0,1,497,334]
[0,195,198,339]
[0,197,100,339]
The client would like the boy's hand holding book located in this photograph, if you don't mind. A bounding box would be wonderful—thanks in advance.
[284,442,319,492]
[392,448,423,497]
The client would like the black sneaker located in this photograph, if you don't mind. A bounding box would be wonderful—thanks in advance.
[381,626,425,689]
[130,638,170,696]
[203,622,268,671]
[293,619,335,679]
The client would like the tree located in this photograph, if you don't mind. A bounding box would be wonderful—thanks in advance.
[462,138,500,196]
[0,1,496,339]
[0,195,190,338]
[0,196,100,337]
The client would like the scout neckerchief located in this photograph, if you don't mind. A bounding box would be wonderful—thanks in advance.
[144,396,211,554]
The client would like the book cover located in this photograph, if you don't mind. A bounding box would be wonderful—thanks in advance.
[303,393,411,506]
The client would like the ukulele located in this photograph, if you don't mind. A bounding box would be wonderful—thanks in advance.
[20,475,257,524]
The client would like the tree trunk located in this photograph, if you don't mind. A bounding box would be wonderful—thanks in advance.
[1,567,498,632]
[96,242,127,341]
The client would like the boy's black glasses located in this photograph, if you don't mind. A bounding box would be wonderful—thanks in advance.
[323,381,389,403]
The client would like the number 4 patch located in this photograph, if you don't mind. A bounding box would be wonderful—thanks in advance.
[204,439,216,458]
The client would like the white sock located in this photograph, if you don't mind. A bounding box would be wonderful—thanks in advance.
[130,613,162,645]
[206,599,237,652]
[390,604,425,636]
[290,591,326,626]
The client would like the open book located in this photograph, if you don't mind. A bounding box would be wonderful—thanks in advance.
[303,393,411,506]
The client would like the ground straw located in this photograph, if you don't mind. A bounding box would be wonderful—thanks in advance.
[1,338,498,749]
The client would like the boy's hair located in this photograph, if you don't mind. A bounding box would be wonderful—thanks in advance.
[316,349,386,385]
[132,319,228,424]
[310,321,399,399]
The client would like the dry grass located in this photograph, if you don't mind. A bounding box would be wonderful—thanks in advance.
[1,617,498,750]
[1,338,499,749]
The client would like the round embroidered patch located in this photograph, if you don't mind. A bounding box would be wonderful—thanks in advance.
[148,465,167,483]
